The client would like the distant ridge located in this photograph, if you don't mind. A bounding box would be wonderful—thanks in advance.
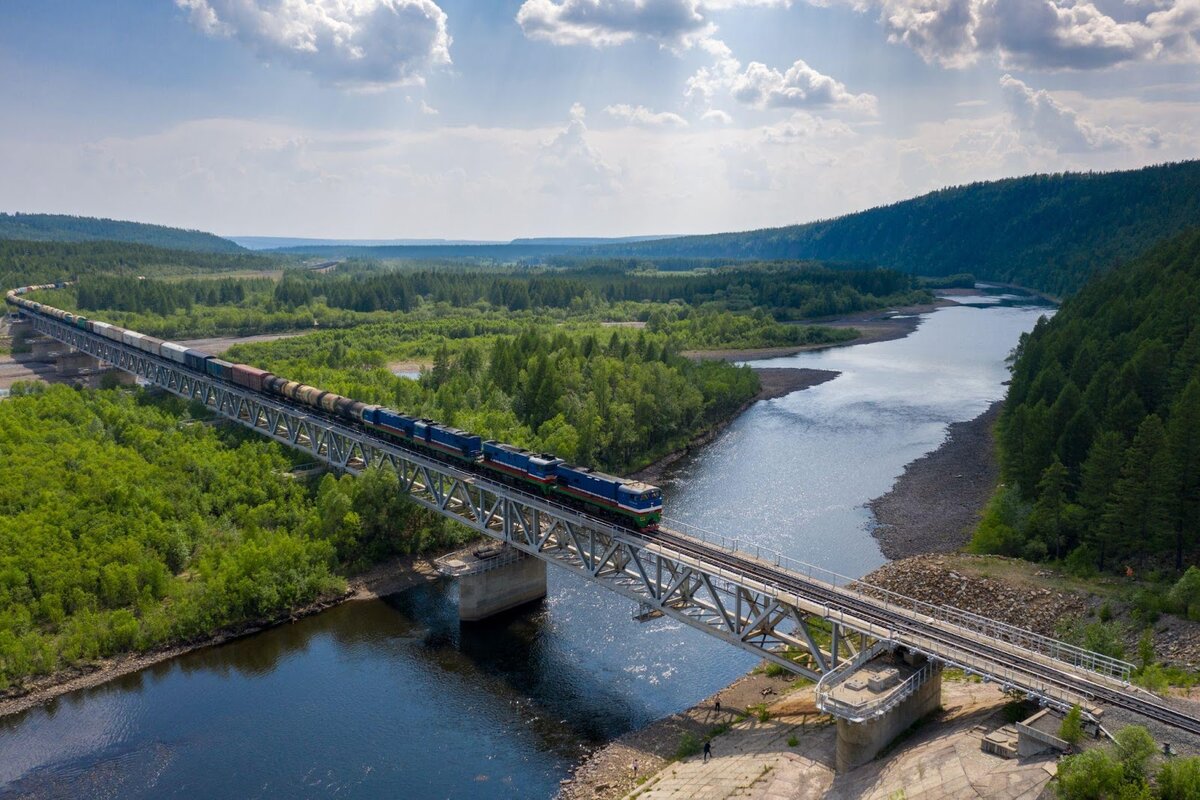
[231,236,505,250]
[588,160,1200,296]
[0,213,244,254]
[257,233,679,258]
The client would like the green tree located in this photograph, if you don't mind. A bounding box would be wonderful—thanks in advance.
[1157,757,1200,800]
[1167,377,1200,570]
[1059,704,1085,746]
[1056,748,1125,799]
[1101,416,1172,570]
[1113,726,1157,782]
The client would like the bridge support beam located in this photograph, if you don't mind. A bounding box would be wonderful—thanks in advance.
[437,545,547,621]
[834,661,942,771]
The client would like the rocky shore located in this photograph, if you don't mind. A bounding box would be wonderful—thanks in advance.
[868,401,1003,559]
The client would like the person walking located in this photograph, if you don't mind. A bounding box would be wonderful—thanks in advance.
[703,740,712,763]
[714,695,721,715]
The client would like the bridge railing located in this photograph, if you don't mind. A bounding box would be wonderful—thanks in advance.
[662,517,1133,683]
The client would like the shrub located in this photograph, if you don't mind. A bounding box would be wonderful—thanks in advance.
[1059,704,1085,746]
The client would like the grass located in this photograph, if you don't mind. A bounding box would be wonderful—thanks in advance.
[787,735,799,747]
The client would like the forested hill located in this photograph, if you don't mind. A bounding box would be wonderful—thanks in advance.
[0,213,243,253]
[590,161,1200,296]
[975,226,1200,573]
[0,240,275,289]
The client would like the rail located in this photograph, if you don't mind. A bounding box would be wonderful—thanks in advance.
[664,517,1133,682]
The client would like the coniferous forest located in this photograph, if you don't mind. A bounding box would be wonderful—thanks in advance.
[974,228,1200,580]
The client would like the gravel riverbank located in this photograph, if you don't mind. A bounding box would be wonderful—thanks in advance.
[868,401,1003,559]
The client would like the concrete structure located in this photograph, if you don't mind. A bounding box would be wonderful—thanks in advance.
[436,544,547,621]
[818,651,944,771]
[29,337,67,360]
[56,351,102,376]
[1016,708,1071,757]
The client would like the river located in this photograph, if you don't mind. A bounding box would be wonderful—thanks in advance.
[0,294,1050,799]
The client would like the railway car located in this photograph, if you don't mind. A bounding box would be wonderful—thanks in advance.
[553,464,662,529]
[206,358,234,382]
[184,349,211,372]
[425,425,483,460]
[482,442,563,490]
[161,341,188,364]
[231,364,271,392]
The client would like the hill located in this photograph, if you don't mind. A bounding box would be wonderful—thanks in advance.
[0,240,276,289]
[973,226,1200,573]
[590,161,1200,296]
[0,213,244,253]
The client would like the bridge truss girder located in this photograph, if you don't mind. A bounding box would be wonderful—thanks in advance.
[29,313,865,679]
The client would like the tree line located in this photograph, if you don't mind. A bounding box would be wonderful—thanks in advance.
[973,227,1200,575]
[0,385,467,689]
[230,321,763,475]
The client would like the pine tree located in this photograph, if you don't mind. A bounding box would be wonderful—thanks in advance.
[1032,457,1071,559]
[1168,377,1200,570]
[1102,415,1172,570]
[1079,431,1127,571]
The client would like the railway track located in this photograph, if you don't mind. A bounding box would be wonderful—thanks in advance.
[648,528,1200,737]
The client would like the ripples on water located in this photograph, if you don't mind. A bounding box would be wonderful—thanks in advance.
[0,296,1051,799]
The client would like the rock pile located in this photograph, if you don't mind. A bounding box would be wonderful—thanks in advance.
[863,555,1087,638]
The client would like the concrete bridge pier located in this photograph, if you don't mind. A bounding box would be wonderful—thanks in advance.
[56,351,102,376]
[435,544,547,621]
[818,650,944,772]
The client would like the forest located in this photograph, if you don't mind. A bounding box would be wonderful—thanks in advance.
[0,213,245,253]
[0,239,276,292]
[44,260,911,341]
[0,385,468,688]
[972,227,1200,578]
[590,161,1200,296]
[229,321,763,475]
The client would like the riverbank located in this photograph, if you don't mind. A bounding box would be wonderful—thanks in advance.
[0,554,444,720]
[627,367,839,484]
[868,401,1004,559]
[681,299,953,362]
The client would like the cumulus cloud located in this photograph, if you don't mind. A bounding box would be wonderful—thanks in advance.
[869,0,1200,70]
[539,103,621,193]
[176,0,452,89]
[687,39,876,113]
[1000,74,1161,150]
[702,108,735,124]
[515,0,788,49]
[604,103,689,126]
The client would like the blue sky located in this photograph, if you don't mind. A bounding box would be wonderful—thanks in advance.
[1,0,1197,238]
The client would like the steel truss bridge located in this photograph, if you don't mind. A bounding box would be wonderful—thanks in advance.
[23,311,1200,736]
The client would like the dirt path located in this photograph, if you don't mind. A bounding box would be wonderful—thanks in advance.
[177,331,306,354]
[868,401,1003,559]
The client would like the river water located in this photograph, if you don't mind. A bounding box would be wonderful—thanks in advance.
[0,295,1050,799]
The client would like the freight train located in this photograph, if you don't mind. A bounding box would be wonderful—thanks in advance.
[5,284,664,530]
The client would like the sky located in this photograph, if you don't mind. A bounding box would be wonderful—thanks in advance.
[0,0,1197,240]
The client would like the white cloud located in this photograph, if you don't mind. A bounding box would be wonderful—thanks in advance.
[539,104,621,194]
[604,103,689,126]
[702,108,735,124]
[867,0,1200,70]
[729,59,878,111]
[1000,74,1161,150]
[515,0,789,49]
[687,39,877,114]
[176,0,452,89]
